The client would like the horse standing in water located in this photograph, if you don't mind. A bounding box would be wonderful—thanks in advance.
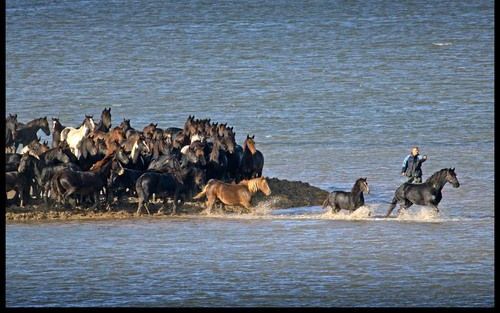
[60,115,95,158]
[385,168,460,217]
[322,177,370,214]
[193,176,272,214]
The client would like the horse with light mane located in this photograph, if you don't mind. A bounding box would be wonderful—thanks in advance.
[193,176,271,214]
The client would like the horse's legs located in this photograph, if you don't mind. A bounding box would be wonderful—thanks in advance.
[171,190,182,216]
[430,205,439,214]
[206,194,216,214]
[144,201,151,215]
[136,199,143,215]
[397,200,413,215]
[385,196,399,217]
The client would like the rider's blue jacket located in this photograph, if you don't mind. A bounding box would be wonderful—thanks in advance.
[402,154,426,178]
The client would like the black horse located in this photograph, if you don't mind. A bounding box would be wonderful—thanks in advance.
[94,107,112,132]
[239,135,264,181]
[6,171,30,207]
[6,114,19,152]
[51,156,112,210]
[6,153,22,172]
[39,146,78,166]
[13,117,51,151]
[36,162,82,205]
[107,161,144,202]
[322,177,370,214]
[135,171,184,215]
[226,144,243,182]
[385,168,460,217]
[205,139,228,181]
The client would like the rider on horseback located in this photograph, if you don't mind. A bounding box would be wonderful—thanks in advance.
[401,146,427,183]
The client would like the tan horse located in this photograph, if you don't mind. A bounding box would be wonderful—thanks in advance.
[193,177,271,213]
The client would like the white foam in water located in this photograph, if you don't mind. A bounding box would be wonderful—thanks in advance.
[174,204,465,223]
[394,206,441,222]
[432,42,452,46]
[321,205,374,220]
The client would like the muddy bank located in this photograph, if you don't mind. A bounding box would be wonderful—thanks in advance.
[5,178,329,223]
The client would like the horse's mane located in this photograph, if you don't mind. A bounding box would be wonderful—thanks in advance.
[425,168,449,184]
[245,177,267,193]
[247,178,259,193]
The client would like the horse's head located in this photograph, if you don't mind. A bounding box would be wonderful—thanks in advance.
[357,177,370,194]
[191,141,207,165]
[84,115,96,132]
[255,177,272,196]
[244,134,256,153]
[101,107,112,128]
[120,118,131,131]
[51,117,61,133]
[115,146,130,165]
[111,127,126,143]
[40,116,51,136]
[446,168,460,188]
[108,161,125,187]
[18,153,35,173]
[57,147,73,163]
[8,113,18,122]
[95,138,107,155]
[221,133,236,153]
[143,123,157,138]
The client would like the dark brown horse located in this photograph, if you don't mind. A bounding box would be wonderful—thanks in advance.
[13,117,51,151]
[322,178,370,214]
[240,135,264,180]
[193,176,271,213]
[94,107,112,132]
[51,154,113,209]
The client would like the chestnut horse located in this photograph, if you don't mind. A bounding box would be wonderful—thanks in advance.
[193,176,271,213]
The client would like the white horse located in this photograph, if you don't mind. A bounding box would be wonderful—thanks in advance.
[60,115,95,158]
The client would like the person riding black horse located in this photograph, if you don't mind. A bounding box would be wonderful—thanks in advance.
[401,146,427,183]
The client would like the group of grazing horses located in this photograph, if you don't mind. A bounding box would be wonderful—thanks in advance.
[5,109,271,215]
[321,168,460,217]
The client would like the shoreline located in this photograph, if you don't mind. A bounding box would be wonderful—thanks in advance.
[6,178,330,223]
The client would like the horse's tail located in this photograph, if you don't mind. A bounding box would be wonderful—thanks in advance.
[385,196,398,217]
[322,193,331,210]
[192,179,215,200]
[192,184,208,200]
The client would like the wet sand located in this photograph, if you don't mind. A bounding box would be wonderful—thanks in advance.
[5,178,329,223]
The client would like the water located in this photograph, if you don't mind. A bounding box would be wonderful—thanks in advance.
[6,0,494,307]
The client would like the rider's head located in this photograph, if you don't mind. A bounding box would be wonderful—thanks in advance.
[411,146,420,156]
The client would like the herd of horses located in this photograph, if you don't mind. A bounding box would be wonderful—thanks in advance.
[5,109,269,215]
[5,108,461,217]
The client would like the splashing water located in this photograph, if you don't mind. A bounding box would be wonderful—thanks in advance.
[321,205,375,220]
[396,206,440,221]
